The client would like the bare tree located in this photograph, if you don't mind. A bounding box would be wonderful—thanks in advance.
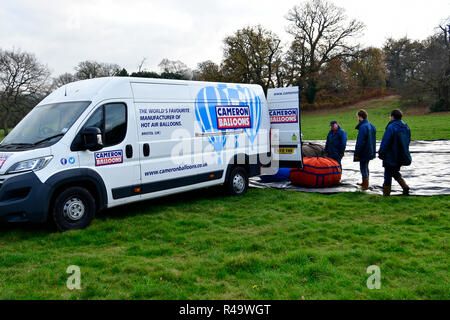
[383,19,450,111]
[158,59,191,79]
[158,59,187,74]
[285,0,365,103]
[0,49,50,135]
[137,57,147,73]
[414,24,450,110]
[383,37,422,89]
[437,19,450,109]
[51,72,77,89]
[74,60,121,80]
[283,39,309,87]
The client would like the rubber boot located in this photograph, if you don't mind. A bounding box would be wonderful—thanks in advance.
[383,185,391,197]
[395,177,410,196]
[361,178,369,191]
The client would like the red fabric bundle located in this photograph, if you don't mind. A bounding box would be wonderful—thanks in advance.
[290,157,342,188]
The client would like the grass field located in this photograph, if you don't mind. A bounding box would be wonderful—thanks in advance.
[0,96,449,300]
[0,188,448,299]
[301,96,450,141]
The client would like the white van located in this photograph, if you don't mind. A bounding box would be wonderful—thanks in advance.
[0,77,302,230]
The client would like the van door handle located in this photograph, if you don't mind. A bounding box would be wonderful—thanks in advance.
[143,143,150,157]
[126,145,133,158]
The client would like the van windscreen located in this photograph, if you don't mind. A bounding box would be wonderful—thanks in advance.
[1,101,91,148]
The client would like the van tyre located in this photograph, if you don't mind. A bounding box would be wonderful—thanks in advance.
[52,187,96,231]
[225,167,249,196]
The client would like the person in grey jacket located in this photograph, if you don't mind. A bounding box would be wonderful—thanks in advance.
[354,109,377,190]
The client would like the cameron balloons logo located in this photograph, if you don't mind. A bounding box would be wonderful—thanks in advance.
[215,105,251,129]
[195,84,262,163]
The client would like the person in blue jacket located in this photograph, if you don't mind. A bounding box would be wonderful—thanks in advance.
[379,109,412,197]
[324,121,347,165]
[354,109,377,190]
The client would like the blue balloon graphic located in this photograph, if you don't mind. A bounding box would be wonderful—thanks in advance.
[231,86,262,147]
[195,84,262,162]
[195,85,230,164]
[242,86,262,145]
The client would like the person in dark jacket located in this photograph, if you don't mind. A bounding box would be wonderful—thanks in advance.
[379,109,412,196]
[354,109,377,190]
[324,121,347,165]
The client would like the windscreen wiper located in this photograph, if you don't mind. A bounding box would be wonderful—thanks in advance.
[0,143,35,150]
[2,143,34,146]
[32,133,65,146]
[0,143,34,147]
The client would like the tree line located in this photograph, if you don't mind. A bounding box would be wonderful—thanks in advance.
[1,0,449,135]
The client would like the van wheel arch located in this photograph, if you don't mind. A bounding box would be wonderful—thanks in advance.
[45,169,108,222]
[49,180,102,215]
[224,153,262,182]
[225,154,251,181]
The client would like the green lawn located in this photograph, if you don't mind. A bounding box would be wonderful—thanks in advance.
[0,188,448,299]
[301,97,450,141]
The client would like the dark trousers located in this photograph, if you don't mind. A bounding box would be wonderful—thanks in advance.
[384,166,402,186]
[360,161,370,179]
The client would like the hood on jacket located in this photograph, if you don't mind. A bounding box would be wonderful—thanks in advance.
[387,120,408,129]
[355,119,368,130]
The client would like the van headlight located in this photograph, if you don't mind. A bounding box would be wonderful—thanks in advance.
[6,156,53,174]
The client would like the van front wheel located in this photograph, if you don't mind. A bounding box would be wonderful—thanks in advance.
[52,187,96,231]
[225,167,249,196]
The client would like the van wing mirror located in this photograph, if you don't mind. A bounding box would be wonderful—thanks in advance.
[81,127,104,151]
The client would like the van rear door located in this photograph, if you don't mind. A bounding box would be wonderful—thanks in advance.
[267,87,303,169]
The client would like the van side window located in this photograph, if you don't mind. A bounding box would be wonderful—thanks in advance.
[82,103,127,147]
[105,104,127,146]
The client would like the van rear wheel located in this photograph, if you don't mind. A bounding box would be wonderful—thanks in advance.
[52,187,95,231]
[225,167,249,196]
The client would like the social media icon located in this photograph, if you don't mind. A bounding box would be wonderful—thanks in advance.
[60,158,68,165]
[69,157,75,164]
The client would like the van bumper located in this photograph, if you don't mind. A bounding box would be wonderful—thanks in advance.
[0,172,50,223]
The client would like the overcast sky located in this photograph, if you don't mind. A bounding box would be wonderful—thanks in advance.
[1,0,448,76]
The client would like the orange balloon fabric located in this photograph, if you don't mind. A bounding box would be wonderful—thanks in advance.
[290,157,342,188]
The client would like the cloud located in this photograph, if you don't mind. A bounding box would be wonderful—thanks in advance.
[0,0,448,77]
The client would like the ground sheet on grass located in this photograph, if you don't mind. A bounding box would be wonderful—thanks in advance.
[251,140,450,196]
